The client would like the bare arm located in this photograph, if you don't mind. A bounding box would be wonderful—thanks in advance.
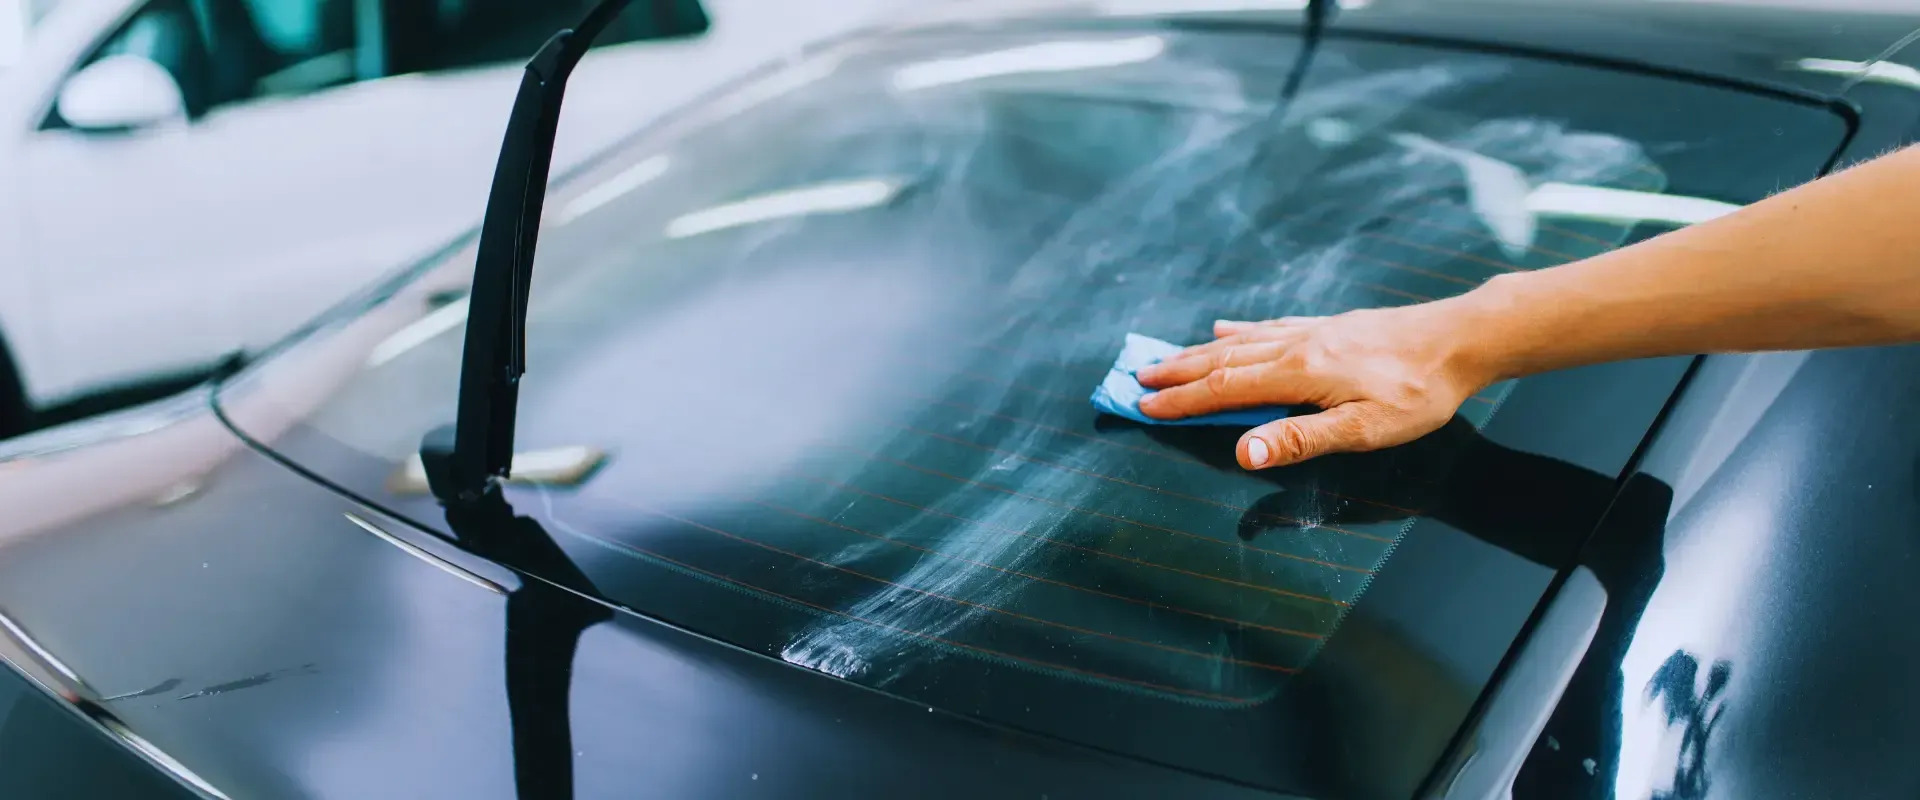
[1137,145,1920,469]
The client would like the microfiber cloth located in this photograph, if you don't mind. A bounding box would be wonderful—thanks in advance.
[1089,333,1291,426]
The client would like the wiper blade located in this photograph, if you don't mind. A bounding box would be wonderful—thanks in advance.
[420,0,696,504]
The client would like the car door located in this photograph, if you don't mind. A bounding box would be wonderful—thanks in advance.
[15,0,906,408]
[20,0,412,404]
[15,0,531,407]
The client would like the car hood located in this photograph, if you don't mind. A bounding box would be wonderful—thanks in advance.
[0,397,1274,799]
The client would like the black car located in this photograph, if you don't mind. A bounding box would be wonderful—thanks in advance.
[2,1,1917,798]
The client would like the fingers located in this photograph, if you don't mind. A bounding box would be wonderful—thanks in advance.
[1180,325,1305,361]
[1213,317,1315,338]
[1212,319,1268,337]
[1139,362,1320,419]
[1238,405,1374,469]
[1137,339,1289,388]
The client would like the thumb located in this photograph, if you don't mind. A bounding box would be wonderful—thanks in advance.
[1238,405,1372,469]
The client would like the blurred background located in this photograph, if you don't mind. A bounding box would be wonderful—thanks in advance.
[0,0,907,438]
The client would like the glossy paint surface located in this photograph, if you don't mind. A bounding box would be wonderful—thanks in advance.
[1505,342,1920,800]
[0,431,1290,799]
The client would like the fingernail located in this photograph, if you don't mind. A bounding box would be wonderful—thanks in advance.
[1245,437,1270,468]
[1214,319,1246,329]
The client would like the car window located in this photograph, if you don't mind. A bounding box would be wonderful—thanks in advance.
[53,0,691,126]
[380,0,706,75]
[52,0,355,122]
[220,25,1848,799]
[230,0,359,97]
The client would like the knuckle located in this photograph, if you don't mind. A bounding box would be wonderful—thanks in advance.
[1164,385,1204,412]
[1204,367,1235,396]
[1275,421,1315,460]
[1211,345,1238,371]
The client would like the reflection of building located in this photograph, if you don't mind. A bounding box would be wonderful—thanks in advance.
[1647,652,1731,800]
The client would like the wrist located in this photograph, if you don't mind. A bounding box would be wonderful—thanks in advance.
[1440,271,1542,387]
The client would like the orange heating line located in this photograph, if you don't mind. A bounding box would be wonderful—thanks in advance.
[562,522,1273,704]
[746,489,1333,637]
[594,498,1309,675]
[811,442,1378,579]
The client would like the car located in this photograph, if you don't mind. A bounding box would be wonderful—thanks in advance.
[1,0,1918,797]
[0,0,904,438]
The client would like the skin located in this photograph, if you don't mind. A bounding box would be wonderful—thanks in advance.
[1137,144,1920,470]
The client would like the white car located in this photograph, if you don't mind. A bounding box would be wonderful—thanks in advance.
[0,0,901,435]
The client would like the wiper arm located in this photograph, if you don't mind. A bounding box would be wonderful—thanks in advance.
[1292,0,1338,97]
[1236,0,1338,223]
[419,0,669,504]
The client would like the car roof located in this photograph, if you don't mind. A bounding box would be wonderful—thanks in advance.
[879,0,1920,99]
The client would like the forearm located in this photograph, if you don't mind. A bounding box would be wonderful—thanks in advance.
[1456,145,1920,382]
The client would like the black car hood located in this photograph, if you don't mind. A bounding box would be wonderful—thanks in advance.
[0,390,1279,799]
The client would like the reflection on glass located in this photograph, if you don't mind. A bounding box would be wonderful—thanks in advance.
[1097,0,1372,14]
[1791,57,1920,91]
[890,36,1165,91]
[663,178,906,239]
[557,155,672,224]
[366,297,470,367]
[1527,183,1739,228]
[1390,131,1537,257]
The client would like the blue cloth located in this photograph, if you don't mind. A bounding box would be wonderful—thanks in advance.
[1088,332,1291,426]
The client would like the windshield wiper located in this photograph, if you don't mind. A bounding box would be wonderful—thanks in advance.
[420,0,700,504]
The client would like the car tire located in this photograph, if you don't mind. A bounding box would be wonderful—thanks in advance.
[0,334,33,439]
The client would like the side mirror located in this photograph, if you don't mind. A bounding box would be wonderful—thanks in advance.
[55,54,186,132]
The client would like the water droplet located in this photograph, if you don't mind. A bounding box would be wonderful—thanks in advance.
[751,773,759,781]
[1582,758,1597,775]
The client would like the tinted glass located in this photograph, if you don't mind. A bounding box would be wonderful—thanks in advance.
[59,0,699,123]
[379,0,708,75]
[224,25,1848,797]
[64,0,356,118]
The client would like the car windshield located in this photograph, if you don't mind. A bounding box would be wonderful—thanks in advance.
[219,22,1847,798]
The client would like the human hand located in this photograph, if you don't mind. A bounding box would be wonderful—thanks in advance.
[1135,299,1500,470]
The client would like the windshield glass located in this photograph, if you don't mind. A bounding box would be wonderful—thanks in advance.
[220,23,1846,798]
